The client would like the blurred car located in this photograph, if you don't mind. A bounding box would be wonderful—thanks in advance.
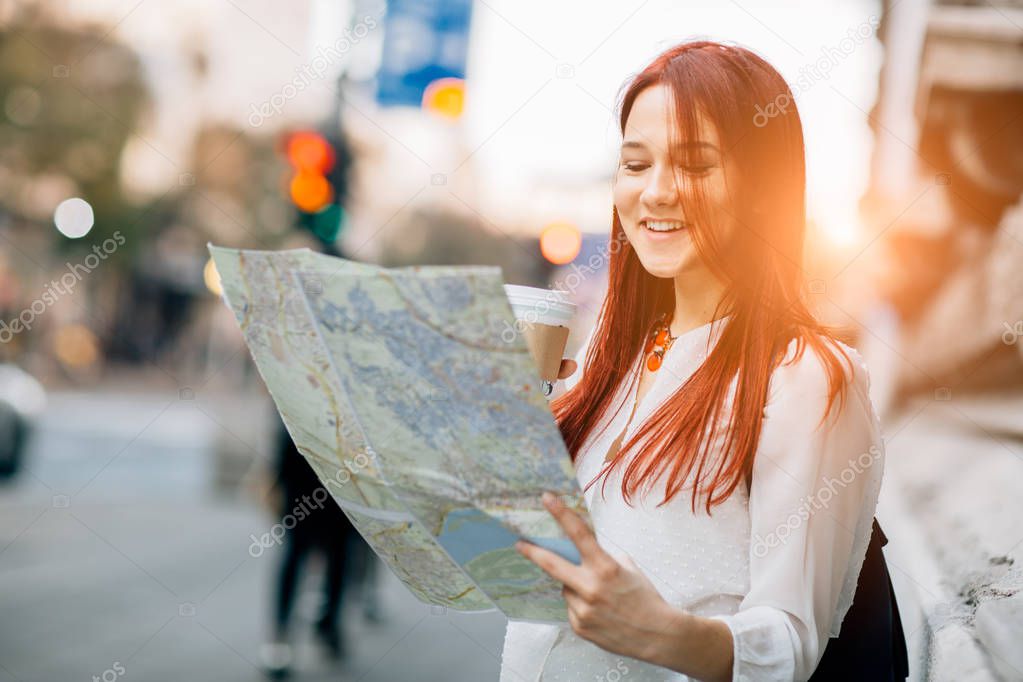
[0,364,46,479]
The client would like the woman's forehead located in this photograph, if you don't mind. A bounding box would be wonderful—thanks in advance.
[623,84,720,151]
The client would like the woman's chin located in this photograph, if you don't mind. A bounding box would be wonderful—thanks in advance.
[636,256,687,279]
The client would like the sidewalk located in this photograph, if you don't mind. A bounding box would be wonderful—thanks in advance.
[878,392,1023,681]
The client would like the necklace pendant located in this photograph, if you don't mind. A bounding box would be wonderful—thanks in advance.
[646,351,663,372]
[644,315,675,373]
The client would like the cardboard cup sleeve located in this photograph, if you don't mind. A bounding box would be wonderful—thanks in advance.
[519,322,571,382]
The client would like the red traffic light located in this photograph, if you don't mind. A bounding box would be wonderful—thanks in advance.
[285,131,336,174]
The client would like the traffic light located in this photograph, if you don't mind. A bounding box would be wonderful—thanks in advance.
[282,130,348,244]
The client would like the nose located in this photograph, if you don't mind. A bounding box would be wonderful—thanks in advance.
[640,162,679,208]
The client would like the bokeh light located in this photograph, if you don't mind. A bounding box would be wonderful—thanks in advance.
[203,257,223,296]
[53,197,94,238]
[286,131,336,174]
[539,221,581,265]
[289,172,333,213]
[53,324,99,369]
[422,77,465,120]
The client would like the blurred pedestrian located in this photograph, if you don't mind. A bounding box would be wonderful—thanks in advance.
[260,422,354,678]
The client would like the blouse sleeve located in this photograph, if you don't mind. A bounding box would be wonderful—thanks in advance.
[711,338,885,681]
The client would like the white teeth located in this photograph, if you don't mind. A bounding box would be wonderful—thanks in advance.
[644,220,685,232]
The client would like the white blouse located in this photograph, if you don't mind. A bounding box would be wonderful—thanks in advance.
[501,316,885,682]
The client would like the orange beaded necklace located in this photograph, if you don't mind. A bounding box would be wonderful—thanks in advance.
[644,313,677,372]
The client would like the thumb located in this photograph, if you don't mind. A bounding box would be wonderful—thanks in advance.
[558,359,578,380]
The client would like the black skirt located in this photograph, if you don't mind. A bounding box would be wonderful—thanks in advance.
[808,519,909,681]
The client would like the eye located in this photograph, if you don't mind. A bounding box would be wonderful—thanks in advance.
[622,162,649,173]
[679,163,714,176]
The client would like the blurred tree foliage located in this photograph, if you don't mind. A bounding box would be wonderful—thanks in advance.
[0,6,149,259]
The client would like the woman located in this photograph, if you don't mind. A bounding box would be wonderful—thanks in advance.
[504,41,905,681]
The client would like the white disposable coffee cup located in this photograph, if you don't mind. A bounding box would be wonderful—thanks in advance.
[504,284,576,383]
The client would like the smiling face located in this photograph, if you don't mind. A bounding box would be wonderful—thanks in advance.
[613,84,737,280]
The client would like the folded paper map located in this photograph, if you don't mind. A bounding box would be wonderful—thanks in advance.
[208,245,588,622]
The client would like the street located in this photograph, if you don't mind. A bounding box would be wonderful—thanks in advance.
[0,387,507,682]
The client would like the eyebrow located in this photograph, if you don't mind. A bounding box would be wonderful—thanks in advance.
[620,140,719,153]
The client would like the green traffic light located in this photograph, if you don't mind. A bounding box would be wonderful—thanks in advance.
[299,203,345,243]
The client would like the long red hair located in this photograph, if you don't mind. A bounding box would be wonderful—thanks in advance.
[552,41,855,513]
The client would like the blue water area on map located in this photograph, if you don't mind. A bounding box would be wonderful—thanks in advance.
[520,536,581,566]
[437,507,581,565]
[437,507,518,563]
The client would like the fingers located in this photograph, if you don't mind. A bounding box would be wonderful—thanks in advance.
[542,492,608,565]
[557,358,577,380]
[518,492,621,598]
[516,540,584,591]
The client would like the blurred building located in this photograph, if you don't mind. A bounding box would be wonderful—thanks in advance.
[863,2,1023,679]
[867,0,1023,401]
